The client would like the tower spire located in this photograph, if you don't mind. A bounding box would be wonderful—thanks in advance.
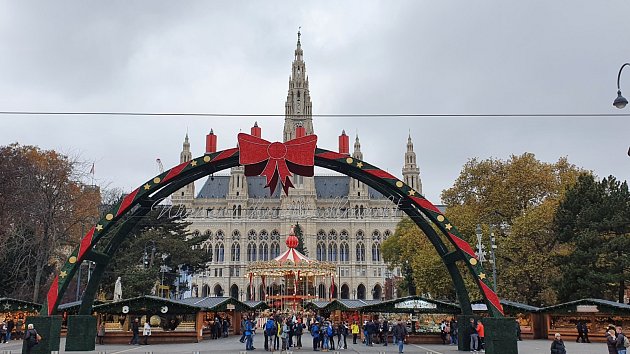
[402,133,422,194]
[284,30,313,142]
[353,134,363,160]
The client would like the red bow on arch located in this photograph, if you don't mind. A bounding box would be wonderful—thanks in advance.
[238,133,318,195]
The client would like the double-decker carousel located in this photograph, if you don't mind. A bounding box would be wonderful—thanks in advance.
[245,227,337,312]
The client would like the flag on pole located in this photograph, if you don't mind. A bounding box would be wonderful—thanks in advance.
[90,163,95,175]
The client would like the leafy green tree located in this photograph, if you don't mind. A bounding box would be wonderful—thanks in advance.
[102,207,210,298]
[294,222,308,256]
[383,217,453,299]
[440,153,582,306]
[554,174,630,302]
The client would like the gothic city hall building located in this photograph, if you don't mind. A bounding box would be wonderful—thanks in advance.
[172,33,422,303]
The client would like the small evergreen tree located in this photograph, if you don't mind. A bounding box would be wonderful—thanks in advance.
[294,223,308,256]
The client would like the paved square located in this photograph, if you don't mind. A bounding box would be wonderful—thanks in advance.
[0,337,607,354]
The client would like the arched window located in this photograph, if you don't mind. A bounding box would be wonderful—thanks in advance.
[318,283,327,299]
[341,284,350,299]
[271,229,280,240]
[248,229,257,241]
[328,242,338,262]
[384,230,392,240]
[215,243,225,262]
[204,230,212,239]
[317,229,326,241]
[260,229,268,240]
[357,284,366,300]
[356,243,365,262]
[328,230,338,240]
[340,242,350,263]
[231,243,240,262]
[317,242,326,261]
[340,230,349,241]
[372,230,381,241]
[247,243,257,262]
[216,230,225,240]
[356,230,364,240]
[259,242,269,261]
[372,243,381,262]
[271,242,280,258]
[232,230,240,240]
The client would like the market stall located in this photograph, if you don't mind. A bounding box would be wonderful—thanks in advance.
[0,298,41,340]
[538,298,630,342]
[359,295,461,344]
[472,299,541,339]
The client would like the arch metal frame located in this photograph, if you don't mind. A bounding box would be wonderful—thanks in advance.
[44,145,504,318]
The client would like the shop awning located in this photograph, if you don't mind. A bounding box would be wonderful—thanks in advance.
[538,298,630,315]
[360,296,460,314]
[0,298,42,313]
[243,300,270,311]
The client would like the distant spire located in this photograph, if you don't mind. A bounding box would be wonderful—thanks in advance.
[254,121,259,127]
[210,128,214,134]
[353,134,363,160]
[297,27,301,46]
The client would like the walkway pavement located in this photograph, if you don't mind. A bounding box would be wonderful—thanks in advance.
[0,337,606,353]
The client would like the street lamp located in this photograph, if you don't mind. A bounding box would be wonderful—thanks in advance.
[475,224,498,293]
[240,289,244,301]
[352,289,356,299]
[613,63,630,109]
[612,63,630,157]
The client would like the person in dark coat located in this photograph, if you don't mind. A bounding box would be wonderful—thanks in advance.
[550,333,566,354]
[606,328,619,354]
[23,324,39,354]
[576,321,584,342]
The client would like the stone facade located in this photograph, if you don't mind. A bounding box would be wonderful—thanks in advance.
[172,32,422,303]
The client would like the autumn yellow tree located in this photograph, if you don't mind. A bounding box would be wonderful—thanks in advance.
[0,144,99,302]
[440,153,582,306]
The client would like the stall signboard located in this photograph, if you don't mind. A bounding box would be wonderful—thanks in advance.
[227,304,236,310]
[472,304,488,311]
[576,305,599,313]
[395,300,438,310]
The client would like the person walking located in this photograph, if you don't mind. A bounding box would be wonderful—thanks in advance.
[0,321,6,343]
[281,319,290,351]
[142,321,151,345]
[469,318,479,353]
[6,317,14,342]
[616,326,629,354]
[392,321,408,354]
[351,321,359,344]
[295,318,304,349]
[582,321,591,343]
[130,318,140,345]
[311,321,320,351]
[477,319,485,352]
[450,318,458,345]
[244,317,255,351]
[382,319,389,346]
[23,324,39,354]
[550,333,566,354]
[576,321,584,343]
[97,322,106,345]
[606,328,618,354]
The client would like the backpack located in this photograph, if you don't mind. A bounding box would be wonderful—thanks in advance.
[326,325,333,337]
[624,334,630,348]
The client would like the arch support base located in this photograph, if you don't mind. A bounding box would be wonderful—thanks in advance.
[23,315,62,354]
[65,315,97,351]
[483,317,519,354]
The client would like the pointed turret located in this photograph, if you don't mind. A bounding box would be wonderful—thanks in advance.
[353,134,363,160]
[180,133,192,163]
[402,133,422,194]
[284,29,314,142]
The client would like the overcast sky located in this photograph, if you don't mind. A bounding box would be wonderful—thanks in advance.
[1,1,629,203]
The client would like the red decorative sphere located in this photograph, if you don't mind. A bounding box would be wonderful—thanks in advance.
[286,234,299,248]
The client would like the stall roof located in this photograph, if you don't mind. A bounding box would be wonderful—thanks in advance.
[304,300,331,310]
[538,298,630,315]
[58,300,105,313]
[360,296,460,314]
[0,298,42,313]
[471,299,541,314]
[243,300,269,311]
[94,296,203,315]
[179,296,251,312]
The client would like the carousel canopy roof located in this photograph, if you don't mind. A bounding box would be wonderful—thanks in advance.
[0,298,42,313]
[359,296,460,314]
[246,227,337,277]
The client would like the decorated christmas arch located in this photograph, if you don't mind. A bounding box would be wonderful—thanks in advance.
[42,131,515,353]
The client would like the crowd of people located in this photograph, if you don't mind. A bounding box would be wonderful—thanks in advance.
[236,312,411,353]
[0,315,25,342]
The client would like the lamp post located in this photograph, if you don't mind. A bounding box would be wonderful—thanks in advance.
[352,289,356,300]
[475,224,498,293]
[612,63,630,157]
[240,289,244,301]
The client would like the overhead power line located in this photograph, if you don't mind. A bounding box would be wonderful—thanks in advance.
[0,111,628,118]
